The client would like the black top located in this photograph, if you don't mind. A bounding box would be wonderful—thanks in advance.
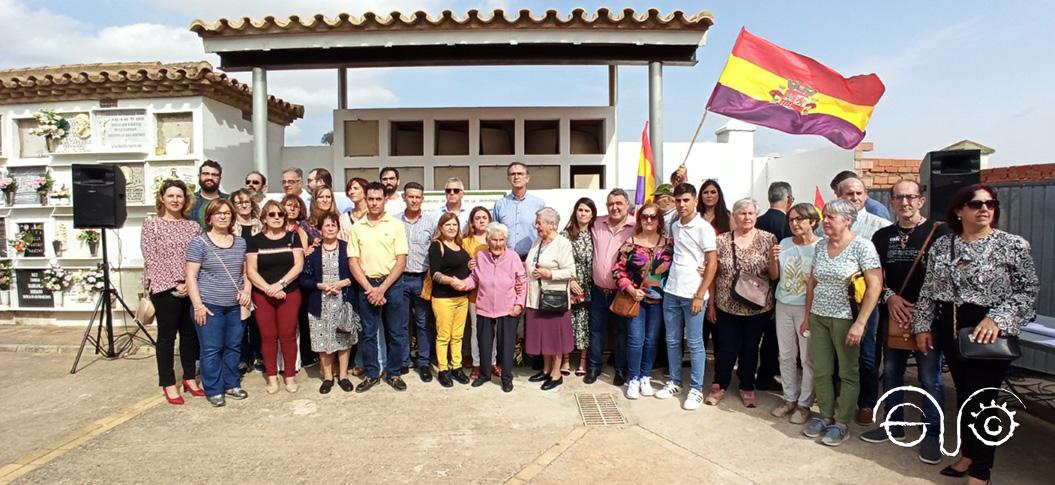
[871,219,949,304]
[239,224,254,241]
[246,231,303,293]
[428,240,470,299]
[755,208,791,242]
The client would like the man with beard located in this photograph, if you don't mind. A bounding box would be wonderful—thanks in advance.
[190,160,228,229]
[380,167,406,216]
[244,171,269,204]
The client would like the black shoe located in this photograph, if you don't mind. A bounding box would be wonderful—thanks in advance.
[438,370,454,388]
[755,378,782,392]
[583,370,599,384]
[418,365,433,383]
[253,360,266,373]
[237,362,251,376]
[939,465,968,478]
[319,379,334,394]
[355,376,380,393]
[471,377,490,388]
[613,371,627,387]
[451,369,470,385]
[502,381,514,393]
[384,375,407,391]
[541,376,563,391]
[528,370,550,383]
[337,378,354,392]
[400,367,410,376]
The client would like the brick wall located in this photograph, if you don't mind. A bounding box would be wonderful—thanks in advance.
[854,141,1054,187]
[981,163,1055,183]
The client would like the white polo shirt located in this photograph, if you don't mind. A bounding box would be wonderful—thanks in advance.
[665,213,718,300]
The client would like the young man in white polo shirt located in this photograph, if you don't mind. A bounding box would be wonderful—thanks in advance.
[657,183,718,410]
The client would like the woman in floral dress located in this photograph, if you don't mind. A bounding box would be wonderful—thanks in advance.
[561,198,597,376]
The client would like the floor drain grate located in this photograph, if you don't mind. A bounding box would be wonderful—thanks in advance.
[575,393,627,426]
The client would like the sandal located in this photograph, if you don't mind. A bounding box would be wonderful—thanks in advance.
[739,390,757,408]
[574,369,587,376]
[704,383,725,406]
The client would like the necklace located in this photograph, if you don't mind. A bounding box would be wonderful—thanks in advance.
[896,217,924,248]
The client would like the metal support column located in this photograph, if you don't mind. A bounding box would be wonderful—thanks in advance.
[608,65,618,107]
[648,61,664,179]
[252,67,268,177]
[337,68,348,109]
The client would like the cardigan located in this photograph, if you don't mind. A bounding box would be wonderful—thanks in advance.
[299,239,354,317]
[461,248,526,318]
[524,234,576,310]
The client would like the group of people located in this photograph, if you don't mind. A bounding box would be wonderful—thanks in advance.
[142,160,1037,485]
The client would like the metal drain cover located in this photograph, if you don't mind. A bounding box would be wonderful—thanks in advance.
[575,393,627,426]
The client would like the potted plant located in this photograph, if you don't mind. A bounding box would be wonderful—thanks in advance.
[0,173,16,206]
[29,109,69,152]
[42,264,73,305]
[78,229,101,257]
[7,230,34,256]
[0,260,13,306]
[28,170,54,206]
[77,265,105,302]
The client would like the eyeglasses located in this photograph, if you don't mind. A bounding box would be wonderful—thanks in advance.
[965,199,999,210]
[789,217,810,224]
[245,179,262,185]
[234,200,251,206]
[893,194,922,202]
[281,179,299,186]
[200,172,220,178]
[214,212,232,217]
[639,213,659,221]
[266,211,284,218]
[445,188,463,194]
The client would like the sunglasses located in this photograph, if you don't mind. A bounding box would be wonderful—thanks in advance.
[245,179,262,185]
[965,199,999,210]
[266,211,284,218]
[445,188,463,194]
[639,213,659,221]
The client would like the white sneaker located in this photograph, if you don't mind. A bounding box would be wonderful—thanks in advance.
[639,377,655,397]
[626,379,640,400]
[655,381,681,400]
[683,388,704,410]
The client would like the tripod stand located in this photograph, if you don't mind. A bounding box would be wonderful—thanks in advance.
[70,229,156,374]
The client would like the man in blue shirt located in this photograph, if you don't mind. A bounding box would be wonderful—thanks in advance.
[830,170,891,220]
[492,162,546,259]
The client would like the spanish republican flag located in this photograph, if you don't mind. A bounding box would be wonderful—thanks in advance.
[635,121,656,205]
[706,28,885,150]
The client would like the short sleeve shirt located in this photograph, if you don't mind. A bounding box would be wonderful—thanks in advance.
[246,231,303,293]
[348,213,409,278]
[665,214,718,300]
[775,236,820,306]
[186,235,247,306]
[810,236,881,319]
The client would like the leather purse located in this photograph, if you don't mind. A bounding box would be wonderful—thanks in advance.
[729,236,769,310]
[956,326,1021,361]
[609,290,641,318]
[887,223,942,351]
[534,242,569,313]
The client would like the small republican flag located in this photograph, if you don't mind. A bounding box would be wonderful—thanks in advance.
[814,185,826,215]
[706,28,886,150]
[635,121,656,205]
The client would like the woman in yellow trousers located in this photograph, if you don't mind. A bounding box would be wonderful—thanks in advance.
[428,212,472,387]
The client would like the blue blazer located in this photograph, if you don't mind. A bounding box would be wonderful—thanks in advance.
[299,240,354,317]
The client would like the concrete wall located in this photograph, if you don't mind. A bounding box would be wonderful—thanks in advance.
[766,146,855,203]
[200,98,286,193]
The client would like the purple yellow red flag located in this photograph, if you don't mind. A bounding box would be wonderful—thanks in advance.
[706,28,885,149]
[635,121,656,205]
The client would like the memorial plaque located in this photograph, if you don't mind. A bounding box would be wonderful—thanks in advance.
[18,222,45,257]
[94,109,148,151]
[148,164,198,197]
[116,164,146,205]
[16,268,54,308]
[7,166,45,205]
[54,113,91,154]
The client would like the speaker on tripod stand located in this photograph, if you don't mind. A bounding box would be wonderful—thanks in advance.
[70,164,156,374]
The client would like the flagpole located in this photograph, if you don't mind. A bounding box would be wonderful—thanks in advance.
[680,109,709,167]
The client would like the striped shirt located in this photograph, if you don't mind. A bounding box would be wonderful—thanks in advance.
[186,235,247,307]
[399,211,437,273]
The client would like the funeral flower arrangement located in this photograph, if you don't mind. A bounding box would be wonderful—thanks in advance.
[42,264,74,292]
[78,265,105,294]
[29,109,70,140]
[0,173,16,193]
[0,260,13,291]
[28,170,54,194]
[8,230,34,254]
[77,229,100,244]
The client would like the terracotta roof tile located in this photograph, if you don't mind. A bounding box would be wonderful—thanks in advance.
[190,8,715,37]
[0,61,303,126]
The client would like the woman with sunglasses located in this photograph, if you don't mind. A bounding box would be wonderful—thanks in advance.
[913,185,1038,484]
[246,200,305,393]
[462,206,497,381]
[561,198,597,376]
[613,203,674,399]
[141,179,205,405]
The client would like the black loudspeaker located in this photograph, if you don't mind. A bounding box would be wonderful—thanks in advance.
[920,149,981,221]
[73,164,127,229]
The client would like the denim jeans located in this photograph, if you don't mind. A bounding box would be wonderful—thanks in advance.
[880,320,945,438]
[357,278,408,378]
[858,308,880,409]
[402,273,433,367]
[194,303,243,397]
[626,301,663,380]
[587,286,627,374]
[662,294,706,391]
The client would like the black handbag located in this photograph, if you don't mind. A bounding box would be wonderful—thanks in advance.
[534,242,569,313]
[950,238,1020,361]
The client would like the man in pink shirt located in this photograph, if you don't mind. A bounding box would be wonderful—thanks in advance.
[584,188,637,386]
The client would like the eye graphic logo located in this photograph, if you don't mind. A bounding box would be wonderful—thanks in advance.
[874,386,1023,455]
